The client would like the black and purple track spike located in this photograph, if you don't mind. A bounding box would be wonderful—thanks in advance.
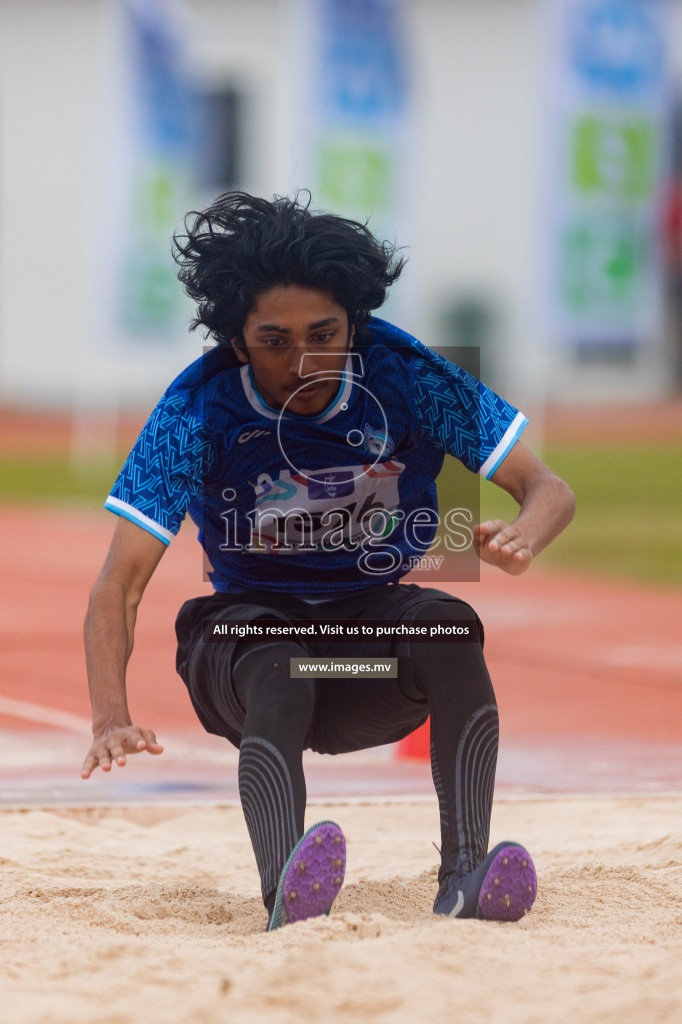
[268,821,346,931]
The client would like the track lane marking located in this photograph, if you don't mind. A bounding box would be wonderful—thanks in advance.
[0,696,91,734]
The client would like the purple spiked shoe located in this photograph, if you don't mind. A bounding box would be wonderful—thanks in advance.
[433,841,537,922]
[267,821,346,931]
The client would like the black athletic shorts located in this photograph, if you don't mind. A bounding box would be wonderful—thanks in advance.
[174,582,484,754]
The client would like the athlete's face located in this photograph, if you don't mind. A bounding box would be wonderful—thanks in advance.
[232,284,354,417]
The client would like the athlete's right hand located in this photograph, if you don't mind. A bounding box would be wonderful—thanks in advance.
[81,725,164,779]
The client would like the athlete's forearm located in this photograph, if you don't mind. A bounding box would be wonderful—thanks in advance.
[84,579,138,733]
[511,472,575,556]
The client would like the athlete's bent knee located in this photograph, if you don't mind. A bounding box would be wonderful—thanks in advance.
[411,600,484,645]
[235,642,316,736]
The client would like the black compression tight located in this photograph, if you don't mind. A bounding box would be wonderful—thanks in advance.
[410,602,498,886]
[233,601,498,909]
[234,644,315,913]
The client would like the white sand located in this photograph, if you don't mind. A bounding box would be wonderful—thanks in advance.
[1,796,680,1024]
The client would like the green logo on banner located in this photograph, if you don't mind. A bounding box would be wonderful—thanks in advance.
[118,165,187,335]
[317,139,392,212]
[571,115,656,201]
[560,218,648,317]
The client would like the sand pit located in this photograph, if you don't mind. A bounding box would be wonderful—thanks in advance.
[1,795,680,1024]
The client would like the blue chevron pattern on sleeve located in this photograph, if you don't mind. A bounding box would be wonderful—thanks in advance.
[105,391,215,543]
[413,351,528,477]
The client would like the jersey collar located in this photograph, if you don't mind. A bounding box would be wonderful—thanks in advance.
[239,353,354,423]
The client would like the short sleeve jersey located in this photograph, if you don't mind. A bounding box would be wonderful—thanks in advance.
[105,317,528,593]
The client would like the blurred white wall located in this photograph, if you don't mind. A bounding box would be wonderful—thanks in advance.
[0,0,680,412]
[408,0,545,407]
[0,0,102,409]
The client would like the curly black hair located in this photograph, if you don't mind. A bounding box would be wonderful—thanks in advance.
[173,191,406,347]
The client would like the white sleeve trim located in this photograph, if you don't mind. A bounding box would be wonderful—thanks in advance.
[104,496,175,545]
[478,411,529,480]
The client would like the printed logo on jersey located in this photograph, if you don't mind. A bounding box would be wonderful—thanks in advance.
[237,460,405,553]
[308,471,355,500]
[362,423,394,457]
[238,429,271,444]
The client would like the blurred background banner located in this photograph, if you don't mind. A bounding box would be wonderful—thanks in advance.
[2,0,681,412]
[292,0,413,315]
[545,0,671,346]
[98,0,196,344]
[68,0,198,469]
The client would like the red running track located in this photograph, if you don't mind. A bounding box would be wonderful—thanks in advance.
[0,503,680,802]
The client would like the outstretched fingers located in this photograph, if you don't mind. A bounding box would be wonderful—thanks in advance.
[81,727,164,779]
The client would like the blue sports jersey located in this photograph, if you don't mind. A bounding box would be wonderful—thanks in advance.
[105,318,528,593]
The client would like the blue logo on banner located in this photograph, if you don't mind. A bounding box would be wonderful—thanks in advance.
[571,0,663,94]
[129,1,195,154]
[320,0,407,122]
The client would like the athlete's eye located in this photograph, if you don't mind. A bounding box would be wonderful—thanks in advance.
[262,337,288,348]
[311,331,335,344]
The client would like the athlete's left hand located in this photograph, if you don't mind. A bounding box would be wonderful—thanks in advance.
[474,520,533,575]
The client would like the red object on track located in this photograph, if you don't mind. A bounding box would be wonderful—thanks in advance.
[396,718,431,760]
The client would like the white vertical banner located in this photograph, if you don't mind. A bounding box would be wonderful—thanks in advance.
[292,0,414,318]
[545,0,670,345]
[96,0,196,345]
[71,0,196,472]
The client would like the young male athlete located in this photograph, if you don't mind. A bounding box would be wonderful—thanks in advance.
[82,192,575,930]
